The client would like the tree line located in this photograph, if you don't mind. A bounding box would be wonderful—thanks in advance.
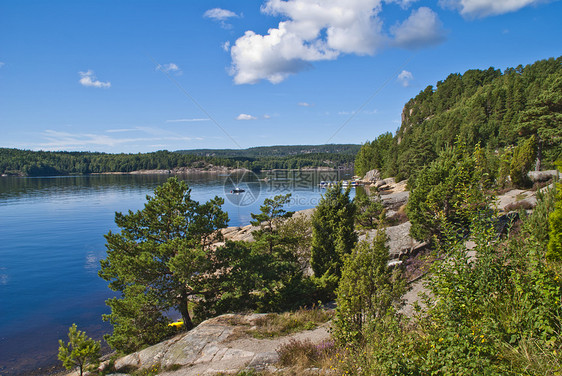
[0,148,355,176]
[178,143,361,158]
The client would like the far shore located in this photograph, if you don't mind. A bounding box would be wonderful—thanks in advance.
[1,166,353,178]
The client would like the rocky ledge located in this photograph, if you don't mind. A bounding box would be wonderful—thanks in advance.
[69,314,331,376]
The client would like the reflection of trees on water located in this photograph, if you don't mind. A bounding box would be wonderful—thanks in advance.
[0,174,225,201]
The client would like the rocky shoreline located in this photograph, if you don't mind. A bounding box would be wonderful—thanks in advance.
[49,171,559,376]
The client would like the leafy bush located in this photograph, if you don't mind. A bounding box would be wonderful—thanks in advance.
[548,177,562,260]
[334,172,562,375]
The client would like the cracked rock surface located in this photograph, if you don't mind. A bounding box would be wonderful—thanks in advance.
[76,314,330,376]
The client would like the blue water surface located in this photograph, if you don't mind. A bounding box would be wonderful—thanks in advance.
[0,171,353,375]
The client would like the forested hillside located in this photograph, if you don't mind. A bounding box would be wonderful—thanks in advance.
[355,56,562,181]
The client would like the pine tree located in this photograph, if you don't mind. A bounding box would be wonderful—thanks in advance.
[310,183,357,281]
[58,324,101,376]
[333,231,406,344]
[99,177,228,351]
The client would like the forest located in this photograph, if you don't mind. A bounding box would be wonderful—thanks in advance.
[0,146,356,176]
[178,144,361,158]
[355,56,561,183]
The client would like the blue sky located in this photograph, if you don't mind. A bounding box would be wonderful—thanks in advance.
[0,0,560,153]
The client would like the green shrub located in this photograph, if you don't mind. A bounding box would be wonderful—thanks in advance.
[510,135,537,188]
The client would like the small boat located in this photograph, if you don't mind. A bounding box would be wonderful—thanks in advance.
[231,187,245,193]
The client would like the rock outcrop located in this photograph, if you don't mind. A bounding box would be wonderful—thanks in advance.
[82,314,331,376]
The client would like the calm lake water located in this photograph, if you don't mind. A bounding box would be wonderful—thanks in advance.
[0,170,353,375]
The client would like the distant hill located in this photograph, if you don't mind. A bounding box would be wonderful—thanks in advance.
[177,144,361,158]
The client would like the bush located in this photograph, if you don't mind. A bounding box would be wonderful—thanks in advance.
[510,135,537,188]
[407,141,491,243]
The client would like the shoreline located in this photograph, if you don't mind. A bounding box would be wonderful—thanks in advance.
[1,166,354,178]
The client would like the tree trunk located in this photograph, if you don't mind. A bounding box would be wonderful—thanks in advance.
[535,136,542,171]
[178,292,194,331]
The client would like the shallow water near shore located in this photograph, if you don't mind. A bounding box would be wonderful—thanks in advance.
[0,171,354,375]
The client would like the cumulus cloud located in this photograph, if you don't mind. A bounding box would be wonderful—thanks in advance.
[236,113,257,120]
[438,0,547,18]
[229,0,446,84]
[156,63,182,75]
[230,0,388,84]
[78,70,111,88]
[398,70,414,86]
[391,7,446,48]
[222,41,231,52]
[298,102,313,107]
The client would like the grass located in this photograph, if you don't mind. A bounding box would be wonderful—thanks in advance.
[214,339,339,376]
[247,307,334,339]
[504,200,535,212]
[515,192,528,201]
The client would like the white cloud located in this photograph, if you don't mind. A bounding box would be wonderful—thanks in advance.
[230,0,388,84]
[398,70,414,86]
[438,0,547,18]
[236,113,257,120]
[264,114,272,119]
[204,8,240,28]
[166,118,210,123]
[387,0,420,8]
[78,70,111,88]
[156,63,182,75]
[105,128,139,133]
[363,109,378,114]
[229,0,445,84]
[222,41,231,52]
[391,7,446,48]
[298,102,313,107]
[204,8,239,21]
[38,128,201,151]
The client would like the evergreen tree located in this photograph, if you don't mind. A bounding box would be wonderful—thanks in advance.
[250,193,295,252]
[354,192,385,229]
[58,324,101,376]
[518,74,562,170]
[407,141,489,242]
[310,183,357,281]
[510,135,537,188]
[333,232,406,344]
[99,177,228,351]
